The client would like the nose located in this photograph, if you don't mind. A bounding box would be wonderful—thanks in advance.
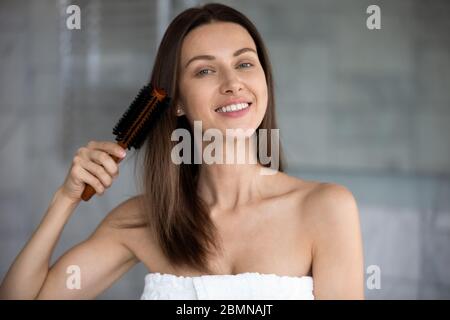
[219,71,243,95]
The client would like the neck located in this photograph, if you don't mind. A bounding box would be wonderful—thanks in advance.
[197,135,264,211]
[198,162,264,210]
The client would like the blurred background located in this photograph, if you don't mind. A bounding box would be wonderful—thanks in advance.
[0,0,449,299]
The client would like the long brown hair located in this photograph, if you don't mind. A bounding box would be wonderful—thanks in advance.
[128,3,285,274]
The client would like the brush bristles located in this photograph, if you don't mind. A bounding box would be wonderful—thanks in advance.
[112,84,170,150]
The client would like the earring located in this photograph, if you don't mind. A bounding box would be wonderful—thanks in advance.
[176,106,183,115]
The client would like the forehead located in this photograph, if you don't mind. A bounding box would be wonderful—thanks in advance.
[180,22,256,61]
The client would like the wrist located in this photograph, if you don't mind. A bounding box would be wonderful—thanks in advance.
[52,187,81,208]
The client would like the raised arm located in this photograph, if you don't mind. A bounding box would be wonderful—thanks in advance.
[35,199,140,299]
[0,140,134,299]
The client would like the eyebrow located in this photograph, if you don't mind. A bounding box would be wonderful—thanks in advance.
[184,47,257,69]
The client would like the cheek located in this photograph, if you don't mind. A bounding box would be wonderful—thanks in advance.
[190,93,212,116]
[252,73,268,111]
[179,79,207,115]
[259,83,268,105]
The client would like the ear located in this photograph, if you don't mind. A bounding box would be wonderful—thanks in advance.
[174,103,185,117]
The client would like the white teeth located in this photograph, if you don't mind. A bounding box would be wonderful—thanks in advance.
[216,103,250,113]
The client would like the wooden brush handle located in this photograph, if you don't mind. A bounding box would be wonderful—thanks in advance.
[81,142,127,201]
[81,184,98,201]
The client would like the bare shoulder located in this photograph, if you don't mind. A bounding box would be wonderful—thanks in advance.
[262,171,357,204]
[302,182,359,221]
[94,195,149,256]
[296,182,364,298]
[299,181,362,255]
[269,173,360,232]
[99,195,146,228]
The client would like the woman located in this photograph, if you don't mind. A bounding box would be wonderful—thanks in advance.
[0,3,364,300]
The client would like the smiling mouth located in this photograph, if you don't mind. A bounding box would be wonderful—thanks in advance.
[214,102,252,113]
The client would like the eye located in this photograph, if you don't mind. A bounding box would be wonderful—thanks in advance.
[196,68,215,77]
[237,62,253,69]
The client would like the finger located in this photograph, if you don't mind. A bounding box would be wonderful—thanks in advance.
[81,158,114,188]
[88,141,126,159]
[88,149,120,178]
[76,166,105,195]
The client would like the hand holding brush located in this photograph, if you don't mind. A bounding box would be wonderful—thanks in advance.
[59,84,170,202]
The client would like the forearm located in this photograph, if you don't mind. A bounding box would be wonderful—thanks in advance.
[0,188,80,299]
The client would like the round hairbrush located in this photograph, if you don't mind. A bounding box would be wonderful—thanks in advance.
[81,84,171,201]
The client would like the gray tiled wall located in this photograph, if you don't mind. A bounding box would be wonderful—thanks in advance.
[1,0,449,299]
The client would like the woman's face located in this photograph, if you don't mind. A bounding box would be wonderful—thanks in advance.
[177,21,268,136]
